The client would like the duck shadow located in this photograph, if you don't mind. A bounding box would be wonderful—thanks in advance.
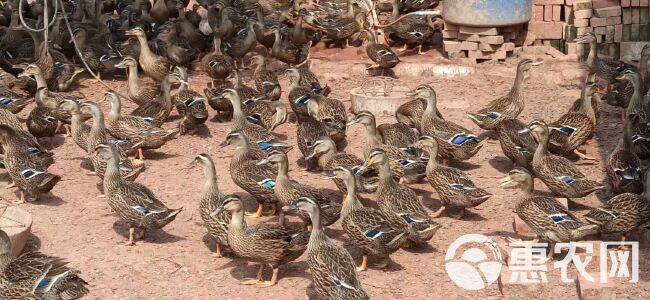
[450,161,482,171]
[142,151,179,160]
[210,112,233,123]
[48,135,67,149]
[228,260,311,281]
[111,220,184,244]
[28,193,65,206]
[401,242,437,254]
[79,159,94,171]
[22,234,42,252]
[488,156,514,174]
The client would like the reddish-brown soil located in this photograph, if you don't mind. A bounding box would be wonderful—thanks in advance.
[2,49,649,299]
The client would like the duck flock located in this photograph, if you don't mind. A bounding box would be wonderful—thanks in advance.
[0,0,649,298]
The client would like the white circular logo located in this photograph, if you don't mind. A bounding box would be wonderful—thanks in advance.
[445,234,503,290]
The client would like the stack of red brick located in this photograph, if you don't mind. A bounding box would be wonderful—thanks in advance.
[531,0,650,59]
[442,24,521,61]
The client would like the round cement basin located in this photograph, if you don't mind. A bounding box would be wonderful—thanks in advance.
[444,0,532,27]
[350,85,411,117]
[0,205,33,256]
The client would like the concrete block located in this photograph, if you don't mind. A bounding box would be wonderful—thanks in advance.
[553,5,563,20]
[592,0,622,8]
[573,0,594,10]
[502,42,516,51]
[442,30,458,39]
[480,42,501,51]
[591,17,608,26]
[0,206,33,256]
[575,18,590,27]
[566,41,578,54]
[528,21,565,39]
[631,23,640,40]
[632,7,641,22]
[459,41,479,51]
[607,16,622,24]
[545,5,554,21]
[595,6,622,17]
[620,41,649,60]
[480,35,505,44]
[623,7,633,23]
[615,24,624,41]
[640,7,649,22]
[443,40,462,53]
[574,8,594,18]
[460,26,498,35]
[623,24,632,40]
[458,33,480,42]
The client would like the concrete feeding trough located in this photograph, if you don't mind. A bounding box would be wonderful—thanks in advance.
[0,205,33,256]
[350,79,411,117]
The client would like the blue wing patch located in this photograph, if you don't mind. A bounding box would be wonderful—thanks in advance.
[37,278,50,289]
[399,213,423,224]
[552,125,576,136]
[448,133,476,146]
[558,176,575,184]
[258,179,276,188]
[21,169,44,180]
[256,141,274,150]
[364,228,383,239]
[0,98,13,105]
[294,95,311,105]
[133,206,151,215]
[484,112,501,120]
[450,183,475,191]
[398,159,416,166]
[548,213,575,224]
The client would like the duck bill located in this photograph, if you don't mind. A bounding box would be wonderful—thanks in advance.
[256,158,270,166]
[517,128,530,134]
[219,139,230,148]
[357,159,373,174]
[499,175,515,188]
[574,36,587,44]
[405,91,417,96]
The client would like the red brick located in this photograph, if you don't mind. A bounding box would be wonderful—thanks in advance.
[528,21,565,39]
[442,30,458,39]
[578,27,594,35]
[458,33,480,42]
[632,0,640,6]
[533,0,564,4]
[564,5,573,22]
[459,26,498,35]
[544,5,554,21]
[595,6,622,17]
[459,41,479,51]
[502,42,516,51]
[591,17,608,26]
[553,5,562,21]
[566,42,578,54]
[615,24,623,41]
[574,9,594,18]
[533,5,545,21]
[607,16,622,24]
[575,18,590,27]
[622,0,632,6]
[641,0,649,6]
[479,35,505,44]
[592,0,622,9]
[606,25,615,42]
[443,40,461,53]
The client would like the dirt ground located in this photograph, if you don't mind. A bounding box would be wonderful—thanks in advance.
[2,48,650,299]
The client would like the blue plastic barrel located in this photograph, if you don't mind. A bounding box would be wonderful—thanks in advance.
[443,0,533,27]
